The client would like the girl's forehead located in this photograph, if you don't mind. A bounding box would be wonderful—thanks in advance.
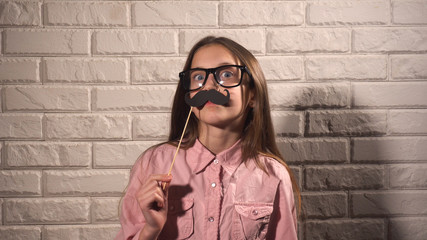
[191,44,241,68]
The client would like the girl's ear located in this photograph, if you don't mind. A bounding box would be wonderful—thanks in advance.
[248,90,255,108]
[249,101,255,108]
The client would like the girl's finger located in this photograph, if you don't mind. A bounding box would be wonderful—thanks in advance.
[143,174,172,194]
[146,174,173,183]
[162,182,171,197]
[139,174,172,193]
[137,188,165,209]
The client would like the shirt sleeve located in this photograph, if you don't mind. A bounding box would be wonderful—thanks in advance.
[266,170,298,240]
[115,154,148,240]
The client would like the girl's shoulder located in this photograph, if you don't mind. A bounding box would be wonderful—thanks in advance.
[256,154,293,184]
[140,142,177,159]
[130,142,178,179]
[132,142,177,169]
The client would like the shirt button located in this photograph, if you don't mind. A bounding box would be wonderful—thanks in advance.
[252,210,258,216]
[208,217,214,222]
[211,182,216,188]
[213,159,219,164]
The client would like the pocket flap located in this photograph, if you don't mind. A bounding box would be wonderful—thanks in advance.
[234,202,273,220]
[168,198,194,215]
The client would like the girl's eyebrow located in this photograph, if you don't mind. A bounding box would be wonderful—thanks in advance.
[217,62,236,66]
[192,62,237,69]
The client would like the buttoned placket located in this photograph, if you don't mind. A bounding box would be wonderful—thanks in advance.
[204,158,223,240]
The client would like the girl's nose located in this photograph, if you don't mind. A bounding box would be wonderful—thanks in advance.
[202,72,219,90]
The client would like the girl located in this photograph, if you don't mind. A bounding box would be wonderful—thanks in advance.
[116,36,300,240]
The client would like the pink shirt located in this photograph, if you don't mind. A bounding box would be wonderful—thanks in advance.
[116,139,297,240]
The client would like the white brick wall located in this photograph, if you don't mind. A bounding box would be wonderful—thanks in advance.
[1,1,426,239]
[44,57,129,84]
[45,2,130,27]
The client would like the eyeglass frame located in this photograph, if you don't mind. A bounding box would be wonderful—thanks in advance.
[179,65,253,91]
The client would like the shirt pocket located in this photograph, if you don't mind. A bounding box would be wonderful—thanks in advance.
[159,197,194,240]
[232,202,274,240]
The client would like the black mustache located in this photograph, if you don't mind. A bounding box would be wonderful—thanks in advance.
[185,89,230,107]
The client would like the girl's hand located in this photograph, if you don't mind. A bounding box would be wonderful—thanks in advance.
[136,174,172,240]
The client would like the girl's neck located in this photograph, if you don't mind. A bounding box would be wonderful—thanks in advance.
[198,124,241,155]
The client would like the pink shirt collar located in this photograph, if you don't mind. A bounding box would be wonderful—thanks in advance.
[186,138,243,175]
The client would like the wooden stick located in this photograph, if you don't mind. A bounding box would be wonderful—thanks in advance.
[163,106,193,189]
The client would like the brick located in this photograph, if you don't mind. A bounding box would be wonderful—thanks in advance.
[267,29,350,53]
[389,110,427,134]
[271,111,304,137]
[277,138,349,164]
[133,113,170,140]
[43,225,121,240]
[44,170,129,196]
[308,110,387,136]
[301,192,347,219]
[4,86,89,111]
[353,137,427,162]
[93,85,175,111]
[180,29,265,54]
[304,219,385,240]
[45,2,129,27]
[6,142,91,167]
[0,170,41,196]
[93,30,178,55]
[391,55,427,80]
[221,2,303,26]
[45,114,131,140]
[92,197,120,222]
[0,1,40,26]
[0,58,40,84]
[4,29,89,55]
[352,82,427,107]
[0,114,42,139]
[351,190,427,216]
[44,57,129,84]
[393,1,427,24]
[306,55,387,80]
[0,226,41,240]
[305,165,385,190]
[389,164,427,189]
[133,2,217,27]
[94,141,160,168]
[389,217,427,240]
[132,57,185,84]
[308,1,389,26]
[268,82,350,109]
[4,198,90,224]
[353,28,427,53]
[258,56,303,81]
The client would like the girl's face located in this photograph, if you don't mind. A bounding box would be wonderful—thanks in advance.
[189,44,252,132]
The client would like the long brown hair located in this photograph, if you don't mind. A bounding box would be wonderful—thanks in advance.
[168,36,301,214]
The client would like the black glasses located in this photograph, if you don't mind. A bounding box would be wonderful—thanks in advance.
[179,65,251,91]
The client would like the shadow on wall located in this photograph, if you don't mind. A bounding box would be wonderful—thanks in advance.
[271,81,427,240]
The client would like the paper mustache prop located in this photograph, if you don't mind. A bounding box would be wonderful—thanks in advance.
[164,89,231,189]
[184,89,230,107]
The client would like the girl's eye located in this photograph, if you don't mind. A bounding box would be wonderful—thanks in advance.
[192,74,205,81]
[220,71,234,78]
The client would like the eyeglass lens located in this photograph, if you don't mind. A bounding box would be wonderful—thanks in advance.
[185,65,242,90]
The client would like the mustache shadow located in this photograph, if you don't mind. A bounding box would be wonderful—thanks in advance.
[184,89,230,107]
